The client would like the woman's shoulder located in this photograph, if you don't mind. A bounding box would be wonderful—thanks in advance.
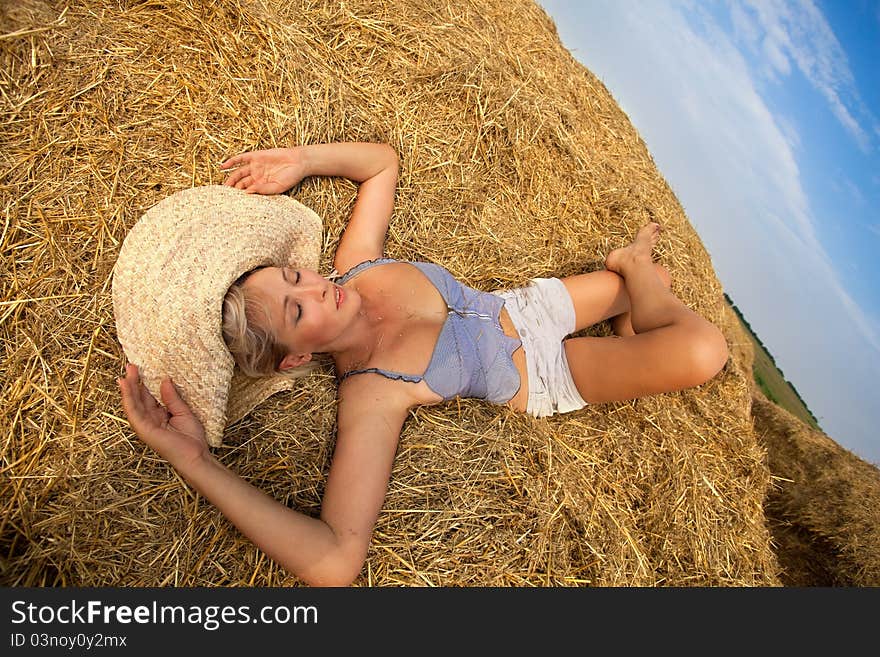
[335,257,403,284]
[336,258,444,295]
[336,366,423,412]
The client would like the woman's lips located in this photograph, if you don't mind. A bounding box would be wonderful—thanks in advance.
[336,285,344,308]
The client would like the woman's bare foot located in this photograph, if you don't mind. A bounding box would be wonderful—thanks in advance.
[604,222,662,275]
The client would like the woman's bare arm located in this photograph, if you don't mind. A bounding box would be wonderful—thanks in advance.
[118,363,409,587]
[220,142,399,274]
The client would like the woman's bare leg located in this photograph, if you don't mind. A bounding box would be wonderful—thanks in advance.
[563,223,728,404]
[560,264,671,336]
[607,264,670,337]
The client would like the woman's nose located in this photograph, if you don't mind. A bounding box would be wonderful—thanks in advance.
[302,280,327,300]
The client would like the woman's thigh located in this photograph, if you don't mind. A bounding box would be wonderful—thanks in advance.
[563,320,718,404]
[560,264,670,333]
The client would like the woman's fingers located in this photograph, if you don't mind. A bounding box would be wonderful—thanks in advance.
[223,166,250,187]
[119,375,150,436]
[140,385,169,425]
[119,364,166,431]
[221,152,286,194]
[160,377,192,418]
[119,364,143,414]
[234,175,255,191]
[219,153,248,170]
[225,169,262,193]
[127,364,159,409]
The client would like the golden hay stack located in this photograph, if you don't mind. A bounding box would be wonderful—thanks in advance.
[1,0,779,586]
[752,392,880,586]
[722,297,880,586]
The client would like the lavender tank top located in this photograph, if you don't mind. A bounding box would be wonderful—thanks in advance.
[336,258,521,404]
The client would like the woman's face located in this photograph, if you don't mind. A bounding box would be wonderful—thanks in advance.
[242,266,361,365]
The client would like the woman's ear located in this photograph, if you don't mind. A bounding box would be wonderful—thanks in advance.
[279,352,312,371]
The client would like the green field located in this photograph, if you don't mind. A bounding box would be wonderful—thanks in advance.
[725,295,822,431]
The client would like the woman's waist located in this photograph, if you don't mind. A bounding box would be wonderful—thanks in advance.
[499,307,520,341]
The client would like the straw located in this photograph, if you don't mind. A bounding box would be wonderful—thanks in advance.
[0,0,794,586]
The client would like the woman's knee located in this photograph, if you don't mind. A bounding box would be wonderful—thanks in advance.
[688,325,729,384]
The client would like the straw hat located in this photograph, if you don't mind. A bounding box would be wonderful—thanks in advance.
[112,185,323,447]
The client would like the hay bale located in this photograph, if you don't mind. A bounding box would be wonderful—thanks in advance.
[1,0,778,585]
[753,392,880,586]
[722,295,880,585]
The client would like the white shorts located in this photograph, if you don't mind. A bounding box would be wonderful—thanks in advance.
[493,277,588,418]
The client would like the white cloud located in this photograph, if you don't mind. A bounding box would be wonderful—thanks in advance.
[830,176,869,208]
[762,35,791,77]
[737,0,876,152]
[538,0,880,462]
[841,177,867,208]
[833,280,880,352]
[730,1,760,49]
[826,94,870,151]
[774,113,802,151]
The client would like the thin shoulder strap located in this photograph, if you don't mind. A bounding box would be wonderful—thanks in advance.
[339,367,423,384]
[336,257,397,285]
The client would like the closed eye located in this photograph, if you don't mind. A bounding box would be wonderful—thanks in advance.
[292,270,302,319]
[282,268,303,324]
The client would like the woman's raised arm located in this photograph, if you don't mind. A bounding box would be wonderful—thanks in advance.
[221,142,399,274]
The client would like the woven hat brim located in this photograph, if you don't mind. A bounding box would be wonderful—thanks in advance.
[112,185,323,446]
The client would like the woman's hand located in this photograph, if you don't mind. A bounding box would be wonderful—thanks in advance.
[220,147,307,195]
[117,363,209,470]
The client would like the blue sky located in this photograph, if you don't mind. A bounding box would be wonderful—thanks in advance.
[538,0,880,465]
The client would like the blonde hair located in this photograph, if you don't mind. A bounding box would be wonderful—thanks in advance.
[222,267,317,379]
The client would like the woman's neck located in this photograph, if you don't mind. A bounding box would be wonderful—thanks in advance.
[328,287,391,371]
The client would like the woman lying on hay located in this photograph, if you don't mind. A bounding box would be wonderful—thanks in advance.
[113,142,728,586]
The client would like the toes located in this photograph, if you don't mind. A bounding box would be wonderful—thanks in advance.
[646,222,661,240]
